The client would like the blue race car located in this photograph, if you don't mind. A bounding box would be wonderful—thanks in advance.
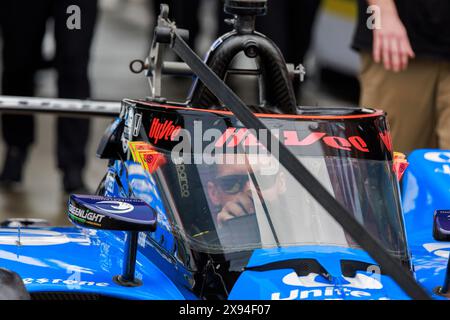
[0,1,447,300]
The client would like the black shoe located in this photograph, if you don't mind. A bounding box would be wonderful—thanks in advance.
[62,169,90,194]
[0,146,28,189]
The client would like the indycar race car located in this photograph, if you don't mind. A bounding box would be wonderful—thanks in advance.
[0,0,448,300]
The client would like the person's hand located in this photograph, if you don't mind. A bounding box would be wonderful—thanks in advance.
[373,8,415,72]
[217,190,255,227]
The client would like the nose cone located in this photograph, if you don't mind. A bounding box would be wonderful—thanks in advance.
[229,269,407,300]
[227,247,410,300]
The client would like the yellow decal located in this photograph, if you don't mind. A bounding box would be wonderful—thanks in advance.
[128,141,166,173]
[393,152,409,181]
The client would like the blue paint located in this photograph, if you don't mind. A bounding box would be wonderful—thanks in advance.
[0,148,449,299]
[229,246,409,300]
[402,149,450,299]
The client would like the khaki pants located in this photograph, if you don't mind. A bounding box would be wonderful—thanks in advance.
[359,52,450,153]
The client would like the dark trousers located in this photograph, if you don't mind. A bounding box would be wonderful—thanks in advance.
[0,0,97,171]
[257,0,321,65]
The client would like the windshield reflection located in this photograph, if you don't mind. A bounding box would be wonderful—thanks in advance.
[156,151,408,263]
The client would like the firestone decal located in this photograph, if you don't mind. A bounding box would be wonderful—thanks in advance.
[22,278,109,287]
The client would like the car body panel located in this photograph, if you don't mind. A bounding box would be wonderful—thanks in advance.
[0,227,196,299]
[0,127,447,300]
[229,246,409,300]
[402,149,450,298]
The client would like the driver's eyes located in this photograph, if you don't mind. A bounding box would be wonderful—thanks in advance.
[216,175,248,194]
[223,181,241,194]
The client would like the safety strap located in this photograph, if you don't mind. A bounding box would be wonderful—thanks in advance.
[168,29,430,300]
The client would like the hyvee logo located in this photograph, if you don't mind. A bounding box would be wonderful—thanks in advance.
[216,128,370,152]
[148,118,181,144]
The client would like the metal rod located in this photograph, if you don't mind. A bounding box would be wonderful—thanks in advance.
[441,256,450,294]
[121,231,139,282]
[0,96,121,117]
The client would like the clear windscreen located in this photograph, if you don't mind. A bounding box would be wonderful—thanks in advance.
[132,103,406,261]
[156,151,408,262]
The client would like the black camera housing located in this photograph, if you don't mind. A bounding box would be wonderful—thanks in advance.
[224,0,267,16]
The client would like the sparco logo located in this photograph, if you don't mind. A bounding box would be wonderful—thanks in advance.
[176,163,190,198]
[69,203,105,224]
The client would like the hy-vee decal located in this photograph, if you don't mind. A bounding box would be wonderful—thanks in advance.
[149,118,182,144]
[147,117,371,153]
[217,129,370,152]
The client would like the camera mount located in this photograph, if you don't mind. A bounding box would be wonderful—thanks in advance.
[224,0,267,16]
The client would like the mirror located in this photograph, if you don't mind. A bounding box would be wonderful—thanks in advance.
[67,194,157,287]
[433,210,450,241]
[68,194,157,232]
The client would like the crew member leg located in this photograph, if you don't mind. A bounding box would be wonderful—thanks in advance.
[53,0,98,192]
[256,0,321,103]
[0,1,51,184]
[289,0,321,66]
[172,0,200,49]
[256,1,289,60]
[256,0,320,65]
[359,52,439,153]
[436,62,450,150]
